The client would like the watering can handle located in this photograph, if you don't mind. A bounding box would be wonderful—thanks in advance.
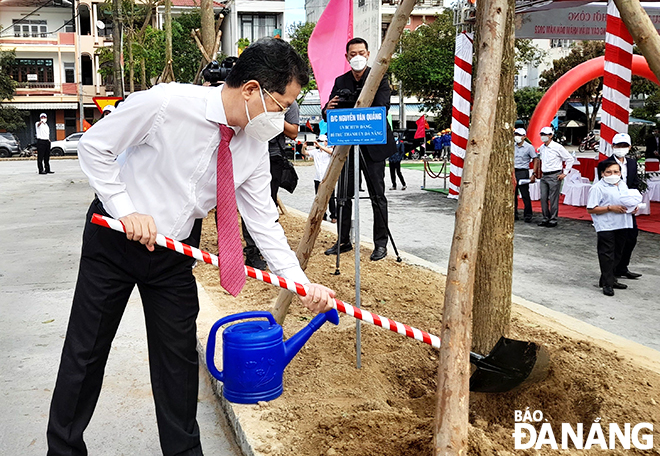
[205,311,277,381]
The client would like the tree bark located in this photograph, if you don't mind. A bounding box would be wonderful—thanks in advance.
[614,0,660,83]
[270,0,419,325]
[160,0,175,83]
[201,0,215,59]
[433,0,509,453]
[128,32,135,94]
[471,0,515,356]
[112,0,124,98]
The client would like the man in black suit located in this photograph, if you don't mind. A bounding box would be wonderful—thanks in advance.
[322,37,396,261]
[603,133,643,280]
[644,128,660,159]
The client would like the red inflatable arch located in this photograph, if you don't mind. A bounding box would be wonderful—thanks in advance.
[527,55,660,150]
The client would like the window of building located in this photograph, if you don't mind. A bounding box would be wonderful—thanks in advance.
[550,39,572,48]
[64,62,75,83]
[12,19,47,37]
[12,58,54,84]
[358,0,365,6]
[65,19,75,33]
[239,14,277,43]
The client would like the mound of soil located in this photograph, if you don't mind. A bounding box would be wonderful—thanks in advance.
[194,211,660,455]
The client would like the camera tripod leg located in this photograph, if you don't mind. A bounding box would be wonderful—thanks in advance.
[358,151,403,263]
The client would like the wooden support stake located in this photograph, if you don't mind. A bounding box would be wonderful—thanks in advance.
[270,0,419,324]
[433,0,509,453]
[613,0,660,83]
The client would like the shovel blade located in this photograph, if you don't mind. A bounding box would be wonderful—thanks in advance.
[469,337,549,393]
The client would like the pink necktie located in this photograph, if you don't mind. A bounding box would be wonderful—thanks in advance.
[216,124,245,296]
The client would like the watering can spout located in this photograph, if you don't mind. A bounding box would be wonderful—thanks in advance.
[283,309,340,366]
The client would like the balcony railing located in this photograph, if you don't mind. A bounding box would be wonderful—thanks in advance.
[0,32,75,46]
[382,0,443,6]
[15,82,79,96]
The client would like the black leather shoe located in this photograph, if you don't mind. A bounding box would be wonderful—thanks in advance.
[46,171,54,174]
[245,253,267,270]
[616,271,642,279]
[612,281,628,290]
[546,221,558,227]
[325,242,352,255]
[537,221,548,227]
[38,171,47,174]
[603,286,614,296]
[524,218,533,223]
[370,246,387,261]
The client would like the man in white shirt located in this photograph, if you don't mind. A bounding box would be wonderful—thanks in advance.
[47,38,335,456]
[537,126,574,227]
[35,113,53,174]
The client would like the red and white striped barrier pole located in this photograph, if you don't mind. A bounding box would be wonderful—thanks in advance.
[599,0,634,160]
[448,31,474,199]
[91,214,442,349]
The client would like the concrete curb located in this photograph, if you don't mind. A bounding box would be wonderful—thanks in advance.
[195,205,660,456]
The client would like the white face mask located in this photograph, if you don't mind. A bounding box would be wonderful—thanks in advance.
[613,147,629,158]
[540,135,551,144]
[514,136,524,144]
[244,89,285,142]
[603,175,621,185]
[349,55,368,72]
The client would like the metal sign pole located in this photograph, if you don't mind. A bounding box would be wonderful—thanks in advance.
[353,144,362,369]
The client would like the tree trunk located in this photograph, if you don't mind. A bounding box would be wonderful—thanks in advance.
[128,32,135,94]
[471,0,515,356]
[160,0,175,83]
[201,0,215,59]
[614,0,660,83]
[270,0,419,324]
[141,56,146,90]
[165,0,172,65]
[112,0,124,98]
[433,0,509,452]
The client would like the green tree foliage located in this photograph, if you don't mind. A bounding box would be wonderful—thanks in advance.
[390,11,456,126]
[287,21,317,103]
[514,39,547,72]
[0,49,27,132]
[96,8,203,88]
[514,86,545,123]
[539,41,605,131]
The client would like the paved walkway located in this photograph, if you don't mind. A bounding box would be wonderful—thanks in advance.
[0,160,240,456]
[280,161,660,351]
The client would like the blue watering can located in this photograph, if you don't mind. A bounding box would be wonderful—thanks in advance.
[206,309,340,404]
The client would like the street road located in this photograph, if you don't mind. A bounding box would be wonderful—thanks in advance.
[0,160,240,456]
[280,160,660,351]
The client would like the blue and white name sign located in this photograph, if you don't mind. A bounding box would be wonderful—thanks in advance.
[326,107,387,146]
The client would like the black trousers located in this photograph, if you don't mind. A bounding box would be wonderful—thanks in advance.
[314,180,337,219]
[389,161,406,187]
[37,139,51,173]
[597,229,626,288]
[337,151,388,248]
[614,216,638,276]
[47,199,204,456]
[514,168,533,221]
[243,154,284,256]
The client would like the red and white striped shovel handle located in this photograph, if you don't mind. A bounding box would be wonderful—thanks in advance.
[91,213,442,349]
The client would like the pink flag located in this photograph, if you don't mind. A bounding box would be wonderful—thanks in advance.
[308,0,353,109]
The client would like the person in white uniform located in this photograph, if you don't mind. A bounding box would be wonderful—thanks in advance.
[35,112,52,174]
[587,160,636,296]
[537,126,574,227]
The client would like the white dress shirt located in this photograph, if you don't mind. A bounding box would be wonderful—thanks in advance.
[78,82,309,285]
[308,147,332,182]
[538,140,574,174]
[36,121,50,140]
[587,180,633,232]
[613,156,628,182]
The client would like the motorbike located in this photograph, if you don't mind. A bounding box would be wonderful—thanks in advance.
[578,134,599,152]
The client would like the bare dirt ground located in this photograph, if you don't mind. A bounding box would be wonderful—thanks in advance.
[194,210,660,456]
